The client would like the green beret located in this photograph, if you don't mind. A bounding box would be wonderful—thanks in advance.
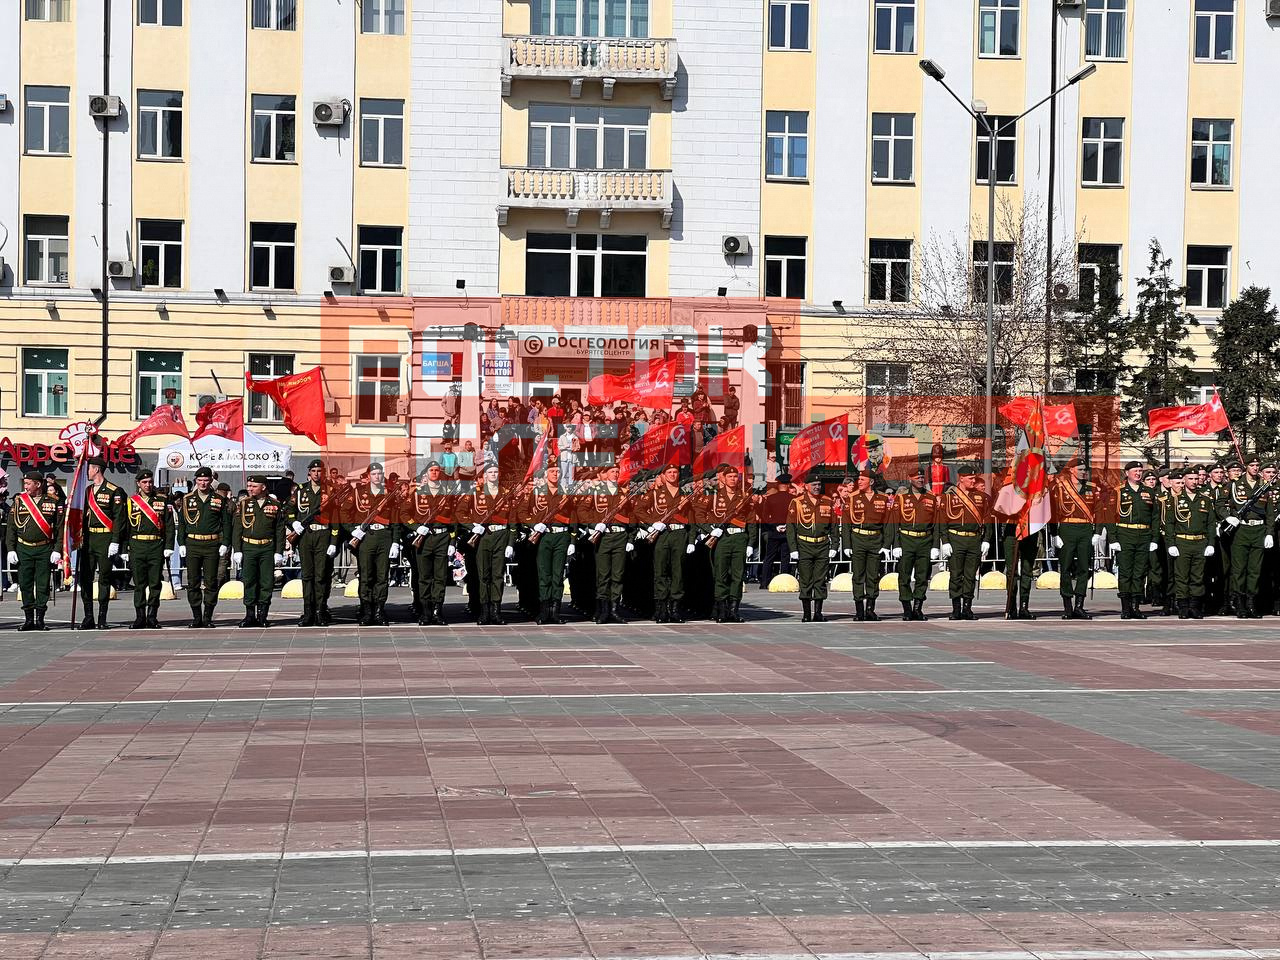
[958,462,980,476]
[308,458,323,471]
[194,466,214,479]
[136,469,154,483]
[1124,460,1143,471]
[248,474,268,485]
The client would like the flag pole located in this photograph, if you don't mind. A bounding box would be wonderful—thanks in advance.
[1212,386,1244,465]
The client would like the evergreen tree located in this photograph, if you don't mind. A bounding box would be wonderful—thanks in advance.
[1210,286,1280,454]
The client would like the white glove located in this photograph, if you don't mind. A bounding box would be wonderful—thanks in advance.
[218,545,228,557]
[1091,534,1102,548]
[232,551,243,565]
[179,545,187,558]
[980,541,990,558]
[892,547,903,559]
[107,542,119,557]
[1109,541,1121,554]
[625,543,634,553]
[879,548,891,560]
[50,552,61,565]
[448,544,456,558]
[843,548,852,557]
[1267,535,1275,550]
[1054,536,1064,549]
[351,528,366,541]
[504,545,514,559]
[651,521,667,533]
[1205,545,1215,557]
[292,522,305,535]
[1167,545,1180,557]
[274,552,285,565]
[389,543,401,560]
[471,524,484,536]
[326,545,337,557]
[415,525,429,536]
[6,551,17,565]
[686,544,695,554]
[163,549,173,559]
[593,523,606,534]
[789,551,799,561]
[1226,516,1241,528]
[1148,541,1158,552]
[567,544,576,557]
[711,528,724,538]
[120,552,129,565]
[534,522,548,533]
[929,548,940,561]
[941,544,953,559]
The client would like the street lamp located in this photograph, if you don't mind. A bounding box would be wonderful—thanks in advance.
[919,58,1096,479]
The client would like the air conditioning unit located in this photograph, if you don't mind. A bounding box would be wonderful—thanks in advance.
[107,259,134,279]
[323,397,340,417]
[1052,281,1079,302]
[0,94,9,113]
[721,234,750,257]
[88,95,122,118]
[313,99,348,126]
[329,264,355,284]
[1268,0,1280,18]
[196,392,228,409]
[1056,0,1083,7]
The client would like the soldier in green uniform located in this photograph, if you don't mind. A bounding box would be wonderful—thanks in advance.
[4,470,65,632]
[1147,467,1175,615]
[638,464,692,623]
[839,470,892,621]
[889,461,939,621]
[1206,462,1233,615]
[1048,458,1102,620]
[285,458,341,627]
[521,463,576,625]
[176,466,232,628]
[1105,461,1158,620]
[938,462,993,621]
[1221,454,1277,619]
[1162,468,1217,619]
[120,469,174,629]
[577,463,635,625]
[786,476,834,623]
[232,475,285,628]
[79,457,127,629]
[696,464,756,623]
[460,463,516,625]
[348,462,398,626]
[402,460,457,626]
[994,468,1039,621]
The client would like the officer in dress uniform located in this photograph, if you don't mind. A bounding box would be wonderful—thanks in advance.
[120,469,174,629]
[1162,468,1216,619]
[348,462,398,626]
[286,458,341,627]
[758,474,794,590]
[402,460,457,626]
[176,466,232,628]
[459,462,516,625]
[1148,467,1174,615]
[695,463,756,623]
[786,476,834,623]
[4,470,65,632]
[1205,462,1232,615]
[638,463,692,623]
[576,463,635,624]
[890,461,939,622]
[938,462,993,621]
[521,463,576,625]
[839,469,892,622]
[1221,453,1277,619]
[232,475,285,628]
[994,468,1039,621]
[80,457,127,630]
[1105,461,1159,620]
[1048,458,1102,620]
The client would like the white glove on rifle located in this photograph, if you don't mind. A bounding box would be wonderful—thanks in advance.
[326,545,337,557]
[1205,545,1215,557]
[447,544,456,558]
[1109,541,1121,554]
[789,551,799,561]
[178,545,187,558]
[350,528,366,542]
[711,528,724,538]
[892,547,902,560]
[941,544,953,560]
[625,543,634,553]
[686,544,695,554]
[1226,516,1241,528]
[1091,534,1102,548]
[1148,541,1158,552]
[163,549,173,559]
[273,553,285,565]
[504,545,514,559]
[929,548,940,561]
[1167,545,1180,557]
[218,545,228,557]
[843,548,853,558]
[828,549,836,559]
[1054,536,1064,549]
[107,542,119,557]
[120,552,129,564]
[533,523,548,534]
[980,542,990,558]
[746,545,755,559]
[567,544,576,557]
[7,551,17,566]
[879,548,891,560]
[50,552,61,565]
[471,524,484,536]
[292,522,305,536]
[389,543,401,560]
[415,525,429,537]
[593,523,606,534]
[1268,535,1275,550]
[232,551,243,565]
[651,521,666,533]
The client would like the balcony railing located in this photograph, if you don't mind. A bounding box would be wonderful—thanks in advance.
[503,36,678,99]
[500,167,674,228]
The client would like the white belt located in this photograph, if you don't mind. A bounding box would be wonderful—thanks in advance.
[607,525,628,533]
[664,524,685,531]
[723,527,746,536]
[427,526,450,534]
[549,525,569,533]
[486,524,507,532]
[308,523,328,531]
[1243,519,1266,526]
[368,523,387,531]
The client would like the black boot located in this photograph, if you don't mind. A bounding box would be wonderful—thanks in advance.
[801,599,812,623]
[358,601,371,626]
[318,603,333,626]
[433,602,445,626]
[962,598,976,620]
[190,605,204,628]
[1163,592,1175,617]
[300,602,316,627]
[239,605,258,628]
[1189,597,1204,620]
[594,599,606,624]
[80,611,96,630]
[1236,593,1248,619]
[1248,594,1262,619]
[147,604,161,629]
[537,600,549,625]
[901,600,913,622]
[854,598,866,622]
[949,598,963,621]
[132,608,148,629]
[97,601,110,630]
[35,608,49,631]
[490,601,506,625]
[669,600,685,624]
[1061,597,1074,621]
[418,602,432,626]
[374,602,388,626]
[713,600,724,623]
[1177,600,1190,620]
[608,599,627,624]
[1129,595,1147,620]
[1222,593,1236,616]
[812,600,825,623]
[1073,597,1091,620]
[259,604,271,628]
[865,599,880,622]
[476,602,490,625]
[1018,599,1036,621]
[727,599,745,623]
[19,609,35,632]
[202,604,217,628]
[912,599,927,621]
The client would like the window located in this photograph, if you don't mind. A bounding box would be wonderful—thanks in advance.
[769,0,809,50]
[24,85,70,155]
[1077,243,1121,305]
[1074,368,1117,393]
[25,0,70,22]
[138,0,182,26]
[1191,119,1233,188]
[976,116,1016,184]
[358,226,403,294]
[978,0,1020,57]
[360,98,404,166]
[528,105,649,171]
[22,349,68,418]
[765,236,807,299]
[1194,0,1234,61]
[355,354,402,423]
[136,351,182,418]
[1186,245,1230,310]
[1081,117,1123,186]
[251,94,296,162]
[973,241,1015,305]
[871,112,914,183]
[249,222,296,291]
[530,0,649,37]
[765,362,805,429]
[248,354,294,421]
[874,0,915,53]
[23,215,69,285]
[525,233,647,297]
[1085,0,1126,60]
[868,239,911,303]
[137,90,183,159]
[866,362,910,432]
[138,220,183,289]
[362,0,405,35]
[765,111,808,180]
[252,0,296,30]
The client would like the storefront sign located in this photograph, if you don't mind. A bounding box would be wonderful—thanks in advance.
[0,422,138,469]
[421,352,456,379]
[516,333,663,359]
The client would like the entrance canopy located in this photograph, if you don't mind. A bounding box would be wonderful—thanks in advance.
[158,429,292,474]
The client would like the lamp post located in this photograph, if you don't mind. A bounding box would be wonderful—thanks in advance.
[918,58,1096,478]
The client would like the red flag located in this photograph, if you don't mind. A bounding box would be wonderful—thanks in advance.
[246,366,328,446]
[524,429,551,483]
[116,404,190,448]
[788,414,848,480]
[618,421,692,483]
[1147,395,1229,438]
[999,398,1078,437]
[192,397,244,442]
[588,356,679,409]
[61,446,91,580]
[1015,402,1049,540]
[691,425,746,477]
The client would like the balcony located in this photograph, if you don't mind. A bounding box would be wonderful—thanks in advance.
[502,36,678,100]
[499,168,674,228]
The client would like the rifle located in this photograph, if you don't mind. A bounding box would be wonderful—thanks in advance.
[466,480,528,547]
[348,488,393,552]
[588,482,648,545]
[528,488,572,546]
[410,485,454,550]
[286,484,345,546]
[643,484,695,544]
[1221,475,1280,532]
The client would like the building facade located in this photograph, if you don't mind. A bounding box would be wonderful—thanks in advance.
[1,0,1277,482]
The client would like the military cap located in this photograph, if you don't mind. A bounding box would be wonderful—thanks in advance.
[1247,454,1261,465]
[307,458,323,471]
[369,461,385,472]
[1124,460,1143,471]
[135,469,154,482]
[957,462,980,476]
[194,466,214,479]
[717,463,739,475]
[1168,469,1184,480]
[908,460,925,477]
[23,469,45,483]
[248,474,268,485]
[87,456,106,469]
[805,475,822,485]
[424,459,441,470]
[775,473,792,484]
[1157,467,1170,479]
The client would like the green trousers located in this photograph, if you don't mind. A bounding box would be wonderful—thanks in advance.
[1172,538,1208,600]
[130,545,165,612]
[1114,528,1151,596]
[18,542,54,610]
[653,530,685,601]
[947,538,981,600]
[297,529,334,608]
[795,537,830,601]
[897,536,932,603]
[1231,523,1266,595]
[186,541,220,611]
[357,528,393,605]
[1148,534,1168,598]
[242,545,275,606]
[1058,525,1093,600]
[475,529,510,603]
[79,535,114,613]
[1001,532,1037,606]
[595,532,628,601]
[848,533,881,600]
[711,532,747,602]
[414,532,451,605]
[537,531,570,602]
